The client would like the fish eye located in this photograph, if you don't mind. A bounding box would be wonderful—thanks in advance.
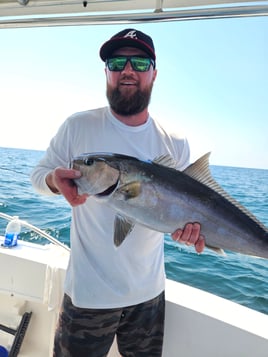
[84,158,94,166]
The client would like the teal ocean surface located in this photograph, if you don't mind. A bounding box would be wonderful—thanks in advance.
[0,147,267,315]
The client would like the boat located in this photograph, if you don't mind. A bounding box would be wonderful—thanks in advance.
[0,0,268,28]
[1,1,268,356]
[0,213,268,356]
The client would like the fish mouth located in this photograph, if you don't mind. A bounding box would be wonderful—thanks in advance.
[96,179,119,198]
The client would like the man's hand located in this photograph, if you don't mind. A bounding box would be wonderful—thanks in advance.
[46,167,89,207]
[171,222,205,253]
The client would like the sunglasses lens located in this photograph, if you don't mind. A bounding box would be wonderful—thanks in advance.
[131,58,151,71]
[107,57,154,72]
[107,57,127,71]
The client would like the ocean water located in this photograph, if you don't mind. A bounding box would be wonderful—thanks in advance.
[0,147,267,315]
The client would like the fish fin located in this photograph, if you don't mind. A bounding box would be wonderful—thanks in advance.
[206,244,226,256]
[153,155,177,169]
[184,153,268,232]
[117,182,141,199]
[114,215,135,247]
[183,153,232,203]
[183,153,213,184]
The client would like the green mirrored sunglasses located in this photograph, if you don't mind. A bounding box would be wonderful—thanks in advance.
[106,56,155,72]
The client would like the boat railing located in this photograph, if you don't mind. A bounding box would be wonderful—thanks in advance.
[0,0,268,29]
[0,212,70,253]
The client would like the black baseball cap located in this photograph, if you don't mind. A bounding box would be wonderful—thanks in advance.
[99,28,156,61]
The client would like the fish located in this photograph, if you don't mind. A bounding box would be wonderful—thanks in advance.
[71,152,268,259]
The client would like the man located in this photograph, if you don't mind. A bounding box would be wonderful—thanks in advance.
[31,28,205,357]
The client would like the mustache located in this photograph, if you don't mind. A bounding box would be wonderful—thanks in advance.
[119,74,138,82]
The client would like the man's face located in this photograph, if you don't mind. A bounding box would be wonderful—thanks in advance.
[105,47,157,116]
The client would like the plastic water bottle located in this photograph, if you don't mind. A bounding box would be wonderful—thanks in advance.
[3,216,21,247]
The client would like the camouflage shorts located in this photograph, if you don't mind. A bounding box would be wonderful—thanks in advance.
[53,292,165,357]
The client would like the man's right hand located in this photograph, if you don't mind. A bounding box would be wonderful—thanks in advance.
[46,167,89,207]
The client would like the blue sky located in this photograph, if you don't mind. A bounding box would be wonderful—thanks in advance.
[1,17,267,169]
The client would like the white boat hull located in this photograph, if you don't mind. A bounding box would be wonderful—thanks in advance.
[0,238,268,356]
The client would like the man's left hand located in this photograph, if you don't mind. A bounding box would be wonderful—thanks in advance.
[171,222,205,253]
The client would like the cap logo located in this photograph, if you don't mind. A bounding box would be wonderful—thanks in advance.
[123,30,137,39]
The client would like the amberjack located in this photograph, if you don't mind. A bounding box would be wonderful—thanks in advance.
[71,152,268,258]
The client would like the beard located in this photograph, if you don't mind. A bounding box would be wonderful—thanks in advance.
[106,81,153,116]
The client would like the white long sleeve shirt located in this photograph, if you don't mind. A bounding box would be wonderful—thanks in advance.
[31,106,190,308]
